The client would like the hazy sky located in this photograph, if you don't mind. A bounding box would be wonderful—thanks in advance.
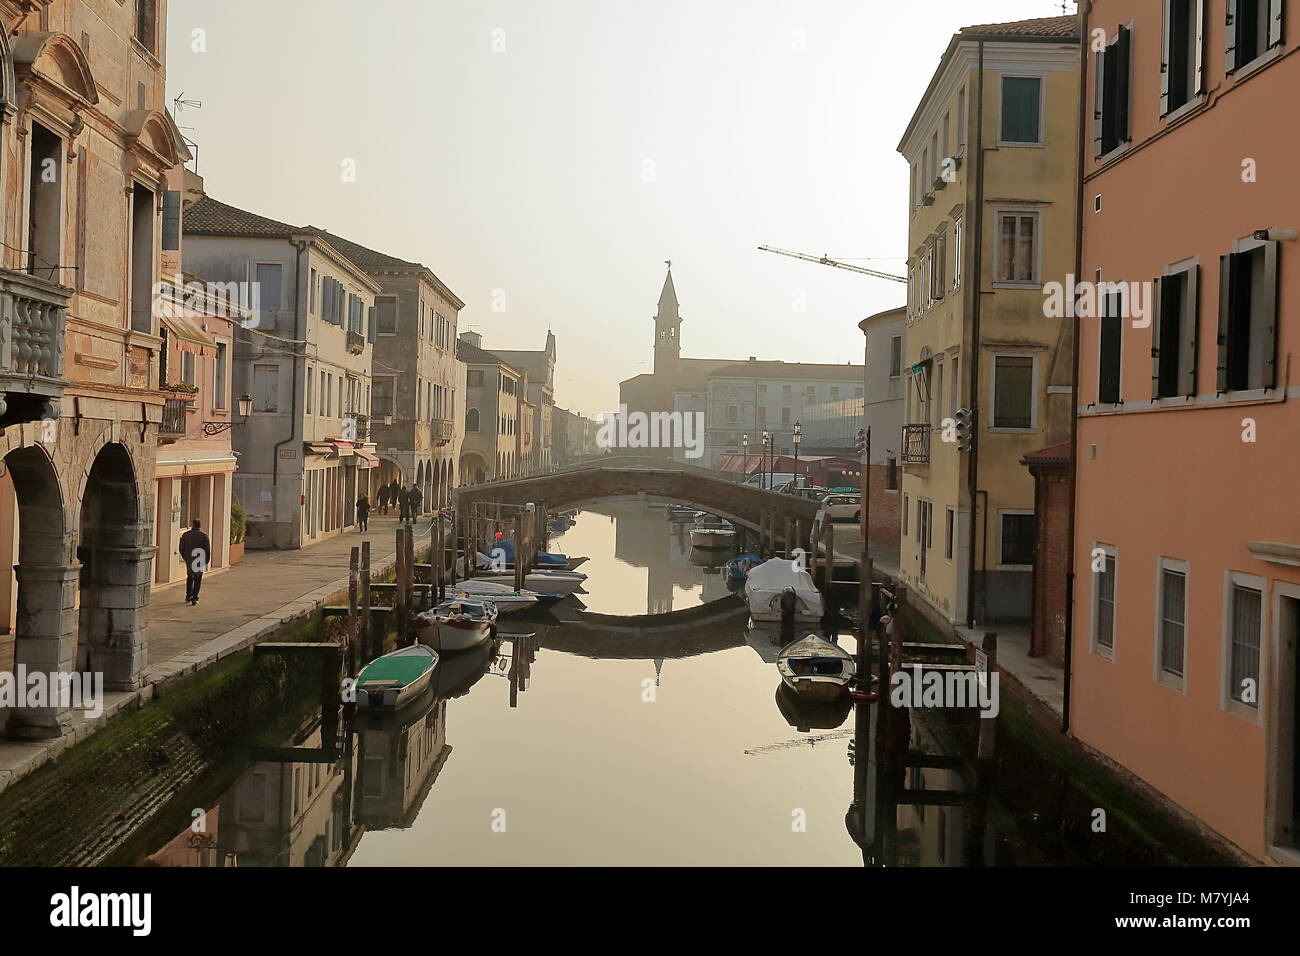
[166,0,1075,417]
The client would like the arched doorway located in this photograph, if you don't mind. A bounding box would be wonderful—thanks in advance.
[459,452,487,486]
[77,443,150,691]
[2,445,75,739]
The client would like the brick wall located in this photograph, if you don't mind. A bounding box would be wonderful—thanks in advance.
[859,462,901,546]
[1028,463,1070,665]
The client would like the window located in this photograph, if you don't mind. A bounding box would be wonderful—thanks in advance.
[945,507,955,560]
[1094,548,1117,653]
[830,386,840,401]
[467,369,483,387]
[931,233,947,298]
[996,212,1038,283]
[957,86,966,149]
[214,342,227,409]
[1000,513,1035,566]
[162,190,181,251]
[135,0,158,53]
[180,351,196,388]
[757,406,766,424]
[909,163,917,210]
[886,455,898,491]
[1153,263,1199,398]
[129,184,154,332]
[253,364,279,413]
[1218,239,1279,392]
[1000,75,1042,144]
[1094,26,1132,156]
[1228,582,1263,707]
[1226,0,1285,73]
[902,495,909,537]
[306,366,314,415]
[992,354,1034,429]
[375,295,398,335]
[781,407,791,425]
[934,358,945,427]
[256,263,284,328]
[466,408,480,432]
[1162,0,1206,115]
[1158,563,1188,680]
[1099,286,1124,404]
[949,357,959,417]
[918,500,933,552]
[726,405,739,424]
[309,269,318,313]
[782,384,791,396]
[953,217,963,289]
[889,336,903,378]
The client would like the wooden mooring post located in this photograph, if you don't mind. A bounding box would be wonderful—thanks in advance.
[348,546,359,676]
[360,540,372,663]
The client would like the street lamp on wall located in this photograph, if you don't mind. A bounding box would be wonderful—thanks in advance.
[203,394,253,436]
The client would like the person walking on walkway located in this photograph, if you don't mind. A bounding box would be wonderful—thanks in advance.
[389,479,403,516]
[356,493,370,532]
[179,519,211,606]
[376,483,390,516]
[398,485,413,523]
[408,483,423,521]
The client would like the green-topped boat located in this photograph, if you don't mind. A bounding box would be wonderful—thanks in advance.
[355,644,439,710]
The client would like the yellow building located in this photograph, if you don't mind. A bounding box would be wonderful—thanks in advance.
[895,15,1078,628]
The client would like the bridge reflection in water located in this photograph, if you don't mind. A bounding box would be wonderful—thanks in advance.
[108,500,1081,867]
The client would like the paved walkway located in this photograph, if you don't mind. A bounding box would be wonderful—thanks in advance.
[0,515,432,795]
[826,528,1063,719]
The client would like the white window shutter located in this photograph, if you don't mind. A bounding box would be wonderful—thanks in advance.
[1269,0,1285,49]
[1194,0,1207,93]
[1181,265,1199,397]
[1225,0,1240,73]
[1160,0,1173,115]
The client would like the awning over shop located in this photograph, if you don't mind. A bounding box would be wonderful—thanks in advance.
[354,450,379,470]
[161,314,218,357]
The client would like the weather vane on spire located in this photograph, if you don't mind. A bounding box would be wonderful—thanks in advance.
[664,259,671,270]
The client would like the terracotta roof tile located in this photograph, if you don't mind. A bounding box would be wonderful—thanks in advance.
[959,15,1079,39]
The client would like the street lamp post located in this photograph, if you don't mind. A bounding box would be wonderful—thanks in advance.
[742,433,749,481]
[793,420,802,489]
[761,430,769,490]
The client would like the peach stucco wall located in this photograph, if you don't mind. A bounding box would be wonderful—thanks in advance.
[1073,1,1300,860]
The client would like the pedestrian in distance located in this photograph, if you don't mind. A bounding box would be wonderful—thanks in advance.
[376,484,390,515]
[179,519,211,606]
[408,483,423,520]
[398,486,413,523]
[356,494,370,532]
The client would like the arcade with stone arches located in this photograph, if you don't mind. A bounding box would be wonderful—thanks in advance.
[0,429,155,739]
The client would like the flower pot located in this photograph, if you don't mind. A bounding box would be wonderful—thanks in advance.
[229,539,245,565]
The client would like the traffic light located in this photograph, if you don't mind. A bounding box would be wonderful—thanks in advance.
[953,408,974,452]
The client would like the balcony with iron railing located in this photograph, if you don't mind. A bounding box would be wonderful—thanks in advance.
[901,424,931,465]
[0,269,71,427]
[159,396,192,442]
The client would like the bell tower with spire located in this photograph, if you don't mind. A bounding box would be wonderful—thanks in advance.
[653,261,681,376]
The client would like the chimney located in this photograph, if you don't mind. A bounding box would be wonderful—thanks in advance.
[459,330,482,347]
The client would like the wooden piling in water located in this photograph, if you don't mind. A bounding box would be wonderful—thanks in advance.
[348,547,359,674]
[360,540,372,664]
[513,515,524,593]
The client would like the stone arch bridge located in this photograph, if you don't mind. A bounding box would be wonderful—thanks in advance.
[453,462,819,539]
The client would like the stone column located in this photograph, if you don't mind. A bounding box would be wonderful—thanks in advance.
[4,561,81,739]
[78,543,155,691]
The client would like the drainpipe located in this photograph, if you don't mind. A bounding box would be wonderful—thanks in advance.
[965,39,987,628]
[272,238,308,546]
[1063,2,1091,735]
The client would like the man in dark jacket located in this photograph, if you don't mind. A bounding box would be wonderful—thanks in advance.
[398,485,412,523]
[376,484,390,516]
[179,520,211,606]
[408,484,423,521]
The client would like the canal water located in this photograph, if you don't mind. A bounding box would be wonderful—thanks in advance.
[69,500,1186,867]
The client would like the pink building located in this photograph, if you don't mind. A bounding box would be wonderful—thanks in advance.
[1072,0,1298,863]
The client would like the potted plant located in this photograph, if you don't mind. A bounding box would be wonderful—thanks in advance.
[229,502,246,565]
[162,382,200,404]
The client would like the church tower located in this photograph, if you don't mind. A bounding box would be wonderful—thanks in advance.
[653,262,681,376]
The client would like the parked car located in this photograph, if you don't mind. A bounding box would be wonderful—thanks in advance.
[741,472,800,491]
[823,493,861,522]
[790,485,830,501]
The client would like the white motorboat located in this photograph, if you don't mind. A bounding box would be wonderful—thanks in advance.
[355,644,439,710]
[744,557,824,624]
[445,584,537,615]
[689,513,735,549]
[463,568,587,597]
[415,598,498,651]
[776,634,855,702]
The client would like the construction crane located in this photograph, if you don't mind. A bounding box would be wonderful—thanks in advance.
[758,245,906,284]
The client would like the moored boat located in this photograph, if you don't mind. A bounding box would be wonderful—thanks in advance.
[744,558,823,624]
[355,644,439,711]
[452,578,561,608]
[466,567,588,596]
[776,634,855,702]
[416,598,499,651]
[445,584,537,615]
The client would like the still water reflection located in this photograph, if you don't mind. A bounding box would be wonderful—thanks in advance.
[126,501,1121,867]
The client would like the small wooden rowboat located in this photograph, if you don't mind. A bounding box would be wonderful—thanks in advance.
[417,598,499,652]
[355,645,439,710]
[777,634,856,702]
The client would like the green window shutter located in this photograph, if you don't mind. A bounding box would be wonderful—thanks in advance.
[1261,242,1279,388]
[1225,0,1240,73]
[1000,76,1041,144]
[1151,275,1164,399]
[1217,254,1232,391]
[1093,46,1106,156]
[1116,26,1132,142]
[162,190,181,250]
[1182,265,1199,396]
